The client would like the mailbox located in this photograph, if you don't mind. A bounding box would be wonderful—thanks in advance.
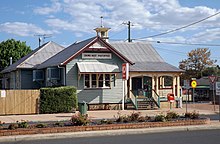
[167,93,175,103]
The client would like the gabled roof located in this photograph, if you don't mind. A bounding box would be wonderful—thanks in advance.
[37,36,133,69]
[110,42,183,72]
[1,41,64,73]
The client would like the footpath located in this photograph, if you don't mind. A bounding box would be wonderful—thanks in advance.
[0,102,220,142]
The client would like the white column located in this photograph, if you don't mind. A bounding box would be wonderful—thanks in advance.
[122,80,125,110]
[125,79,128,99]
[152,76,155,97]
[172,76,176,95]
[162,77,165,88]
[155,75,159,94]
[177,76,180,97]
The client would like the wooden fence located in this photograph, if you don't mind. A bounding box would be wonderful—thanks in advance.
[0,90,40,115]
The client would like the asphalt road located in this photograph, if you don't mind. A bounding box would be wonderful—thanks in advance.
[2,129,220,144]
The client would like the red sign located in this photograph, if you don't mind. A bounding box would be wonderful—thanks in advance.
[209,76,217,83]
[122,63,129,80]
[167,93,175,103]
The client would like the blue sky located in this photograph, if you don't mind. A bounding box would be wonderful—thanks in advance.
[1,0,220,67]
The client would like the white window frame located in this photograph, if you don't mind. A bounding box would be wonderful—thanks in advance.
[84,73,111,89]
[47,68,60,80]
[33,70,44,81]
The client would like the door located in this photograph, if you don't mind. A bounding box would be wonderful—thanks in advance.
[143,76,152,97]
[132,77,142,96]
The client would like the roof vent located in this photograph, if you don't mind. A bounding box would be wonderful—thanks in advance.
[94,16,110,42]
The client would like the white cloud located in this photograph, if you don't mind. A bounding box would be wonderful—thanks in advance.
[32,0,220,43]
[189,28,220,43]
[45,18,77,31]
[0,22,53,36]
[33,0,62,15]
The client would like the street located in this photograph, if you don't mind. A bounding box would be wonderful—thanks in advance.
[2,129,220,144]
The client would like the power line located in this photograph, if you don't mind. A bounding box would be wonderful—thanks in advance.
[138,40,220,47]
[134,11,220,40]
[155,47,220,61]
[109,27,126,38]
[154,47,186,56]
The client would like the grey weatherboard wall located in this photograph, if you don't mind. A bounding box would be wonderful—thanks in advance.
[66,52,124,104]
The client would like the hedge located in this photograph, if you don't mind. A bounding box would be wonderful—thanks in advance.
[40,86,78,114]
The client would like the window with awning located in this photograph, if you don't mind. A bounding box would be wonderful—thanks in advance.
[77,62,119,73]
[77,62,118,89]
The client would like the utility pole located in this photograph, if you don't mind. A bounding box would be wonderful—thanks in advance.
[123,21,133,42]
[128,21,131,42]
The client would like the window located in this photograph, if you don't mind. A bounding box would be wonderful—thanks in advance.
[92,74,97,88]
[33,70,44,81]
[105,74,110,87]
[84,74,111,88]
[47,68,60,80]
[85,74,90,88]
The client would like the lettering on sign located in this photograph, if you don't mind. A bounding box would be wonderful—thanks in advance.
[82,53,112,59]
[122,63,129,80]
[216,82,220,95]
[1,90,6,98]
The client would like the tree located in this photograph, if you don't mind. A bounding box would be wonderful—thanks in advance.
[0,39,32,70]
[0,39,32,88]
[179,48,217,79]
[202,66,220,77]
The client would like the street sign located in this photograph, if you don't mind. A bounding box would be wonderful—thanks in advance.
[122,63,129,80]
[216,82,220,95]
[191,80,197,88]
[184,80,190,89]
[209,76,217,83]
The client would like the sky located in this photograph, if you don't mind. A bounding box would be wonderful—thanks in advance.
[1,0,220,67]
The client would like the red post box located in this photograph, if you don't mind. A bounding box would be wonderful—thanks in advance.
[167,93,175,103]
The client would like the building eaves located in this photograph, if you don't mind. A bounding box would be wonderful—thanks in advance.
[37,37,97,69]
[1,41,64,73]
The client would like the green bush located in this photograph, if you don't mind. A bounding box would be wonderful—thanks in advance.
[70,113,90,126]
[17,120,29,128]
[53,122,64,127]
[35,123,47,128]
[166,111,179,121]
[137,116,146,122]
[129,112,141,121]
[40,86,77,114]
[155,114,166,122]
[100,119,114,124]
[184,111,199,119]
[8,123,18,130]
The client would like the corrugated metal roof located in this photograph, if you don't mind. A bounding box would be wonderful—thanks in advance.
[110,42,182,72]
[1,41,64,73]
[77,61,119,73]
[110,42,164,63]
[130,62,183,72]
[38,36,133,69]
[37,37,97,69]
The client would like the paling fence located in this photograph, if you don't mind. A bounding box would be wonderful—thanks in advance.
[0,90,40,115]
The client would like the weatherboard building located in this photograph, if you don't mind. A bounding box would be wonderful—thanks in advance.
[1,26,183,110]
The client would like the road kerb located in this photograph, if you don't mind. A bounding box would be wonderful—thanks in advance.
[0,123,220,143]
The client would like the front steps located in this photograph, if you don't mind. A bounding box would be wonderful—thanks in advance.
[125,97,158,110]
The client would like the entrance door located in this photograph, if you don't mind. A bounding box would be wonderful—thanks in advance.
[143,76,152,97]
[132,77,142,96]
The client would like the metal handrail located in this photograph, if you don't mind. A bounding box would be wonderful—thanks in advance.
[152,89,160,108]
[130,90,138,109]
